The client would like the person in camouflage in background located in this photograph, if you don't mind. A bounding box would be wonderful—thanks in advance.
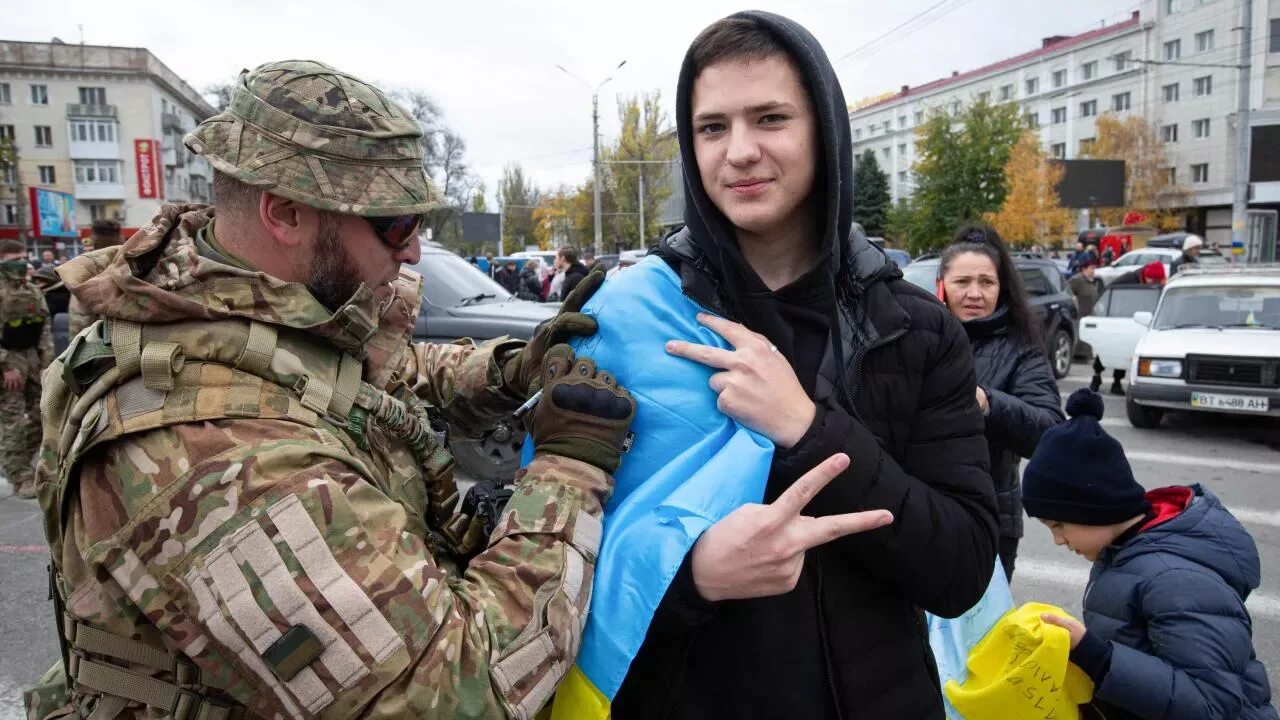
[26,60,634,720]
[1,239,53,499]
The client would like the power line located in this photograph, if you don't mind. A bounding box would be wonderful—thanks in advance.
[834,0,976,65]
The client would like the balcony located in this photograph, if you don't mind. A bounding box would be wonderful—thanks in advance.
[66,103,118,119]
[162,112,185,133]
[69,138,121,161]
[74,181,125,201]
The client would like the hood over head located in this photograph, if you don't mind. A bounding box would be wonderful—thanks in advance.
[674,10,854,300]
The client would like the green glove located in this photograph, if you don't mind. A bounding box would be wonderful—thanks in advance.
[504,264,606,397]
[531,345,635,474]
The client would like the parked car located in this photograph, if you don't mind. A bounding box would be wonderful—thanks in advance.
[1093,246,1228,286]
[1078,284,1163,371]
[902,257,1079,378]
[408,243,558,481]
[1124,266,1280,428]
[884,248,911,268]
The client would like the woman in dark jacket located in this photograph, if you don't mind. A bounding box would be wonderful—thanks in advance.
[938,224,1065,580]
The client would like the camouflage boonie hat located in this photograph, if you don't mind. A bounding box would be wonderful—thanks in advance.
[185,60,441,216]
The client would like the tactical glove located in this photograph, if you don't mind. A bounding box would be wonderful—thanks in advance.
[531,344,635,474]
[503,264,606,398]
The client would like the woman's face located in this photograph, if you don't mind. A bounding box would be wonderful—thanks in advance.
[942,251,1000,322]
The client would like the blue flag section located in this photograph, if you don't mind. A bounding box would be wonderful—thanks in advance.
[521,256,775,718]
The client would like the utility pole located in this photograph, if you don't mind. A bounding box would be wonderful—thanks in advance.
[638,171,645,248]
[1230,0,1253,262]
[557,60,627,258]
[601,159,677,249]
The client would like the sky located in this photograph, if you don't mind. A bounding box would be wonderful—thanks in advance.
[5,0,1142,204]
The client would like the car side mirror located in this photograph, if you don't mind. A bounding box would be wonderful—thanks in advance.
[1133,311,1153,327]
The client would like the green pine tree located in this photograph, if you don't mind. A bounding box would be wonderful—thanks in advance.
[852,150,891,237]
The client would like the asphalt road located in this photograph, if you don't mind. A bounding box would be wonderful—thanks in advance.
[2,362,1278,717]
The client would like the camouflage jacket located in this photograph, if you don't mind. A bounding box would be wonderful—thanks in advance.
[0,270,53,372]
[32,205,611,720]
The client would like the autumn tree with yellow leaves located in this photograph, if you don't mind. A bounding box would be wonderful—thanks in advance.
[1081,114,1190,230]
[986,132,1074,248]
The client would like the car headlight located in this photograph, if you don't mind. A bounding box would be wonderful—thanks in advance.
[1138,358,1183,378]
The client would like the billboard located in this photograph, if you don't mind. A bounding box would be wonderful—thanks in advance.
[135,139,161,198]
[29,187,77,238]
[1054,159,1126,209]
[461,212,500,245]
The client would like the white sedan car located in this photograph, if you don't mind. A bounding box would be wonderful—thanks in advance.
[1078,284,1163,371]
[1093,247,1228,286]
[1124,267,1280,428]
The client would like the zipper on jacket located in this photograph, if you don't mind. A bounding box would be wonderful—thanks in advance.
[815,558,847,720]
[849,327,908,402]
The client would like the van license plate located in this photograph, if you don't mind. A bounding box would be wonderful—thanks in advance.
[1190,392,1270,413]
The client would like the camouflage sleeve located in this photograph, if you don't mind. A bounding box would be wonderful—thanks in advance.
[404,337,524,435]
[93,426,609,720]
[38,312,53,368]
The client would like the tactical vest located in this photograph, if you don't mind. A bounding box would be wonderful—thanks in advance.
[1,277,48,351]
[35,311,497,719]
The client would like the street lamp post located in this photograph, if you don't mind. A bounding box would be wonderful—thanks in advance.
[557,60,627,257]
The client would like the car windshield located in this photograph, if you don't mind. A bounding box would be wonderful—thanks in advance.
[409,250,513,307]
[901,262,938,291]
[1154,285,1280,329]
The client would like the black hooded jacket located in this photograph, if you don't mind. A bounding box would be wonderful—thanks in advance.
[611,12,998,720]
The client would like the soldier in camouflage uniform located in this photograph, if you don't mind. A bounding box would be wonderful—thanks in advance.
[1,240,53,499]
[26,60,634,720]
[66,219,123,336]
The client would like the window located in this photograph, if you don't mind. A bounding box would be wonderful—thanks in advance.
[1195,30,1215,53]
[1080,137,1096,154]
[73,160,121,184]
[29,84,48,105]
[898,143,907,156]
[3,204,17,224]
[898,115,907,129]
[1025,111,1040,129]
[1163,83,1180,102]
[898,171,908,183]
[1165,0,1182,13]
[69,119,117,143]
[1101,287,1162,318]
[1192,163,1209,184]
[1025,77,1039,95]
[1113,51,1132,71]
[1162,124,1179,143]
[1112,92,1132,112]
[87,203,109,221]
[1051,106,1067,124]
[0,83,10,104]
[1,164,14,185]
[38,166,55,184]
[34,126,53,147]
[883,121,891,133]
[1272,19,1280,53]
[0,125,13,141]
[1166,167,1178,185]
[950,100,961,117]
[1193,75,1213,96]
[914,110,924,125]
[882,148,890,161]
[1164,39,1182,61]
[1081,100,1098,117]
[867,124,876,136]
[1051,143,1066,159]
[1082,61,1098,80]
[78,87,107,106]
[1019,268,1056,297]
[1000,84,1014,101]
[1193,118,1211,138]
[1052,69,1067,88]
[977,91,991,104]
[854,128,862,140]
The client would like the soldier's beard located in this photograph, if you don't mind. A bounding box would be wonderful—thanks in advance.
[307,214,362,312]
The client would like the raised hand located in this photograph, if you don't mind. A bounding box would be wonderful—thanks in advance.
[691,453,893,602]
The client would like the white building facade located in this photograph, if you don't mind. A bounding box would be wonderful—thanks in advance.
[0,40,215,254]
[848,0,1280,250]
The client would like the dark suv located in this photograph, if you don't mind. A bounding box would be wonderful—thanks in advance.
[407,243,557,482]
[902,257,1079,378]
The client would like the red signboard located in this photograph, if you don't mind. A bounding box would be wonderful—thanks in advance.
[135,139,158,198]
[156,138,165,200]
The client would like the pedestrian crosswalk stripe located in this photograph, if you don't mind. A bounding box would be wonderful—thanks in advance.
[1124,451,1280,475]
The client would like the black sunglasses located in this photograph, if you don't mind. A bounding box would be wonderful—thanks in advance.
[366,214,424,250]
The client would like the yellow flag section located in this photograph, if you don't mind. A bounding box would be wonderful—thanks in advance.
[945,602,1095,720]
[549,667,609,719]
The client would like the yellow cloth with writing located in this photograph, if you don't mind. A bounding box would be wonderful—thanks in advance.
[945,602,1095,720]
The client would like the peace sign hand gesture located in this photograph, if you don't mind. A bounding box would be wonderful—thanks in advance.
[691,453,894,602]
